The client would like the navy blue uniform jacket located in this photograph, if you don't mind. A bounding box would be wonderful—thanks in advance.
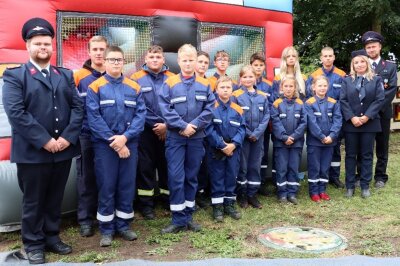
[340,75,385,133]
[2,62,84,163]
[374,59,398,119]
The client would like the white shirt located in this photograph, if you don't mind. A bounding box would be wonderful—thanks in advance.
[30,59,50,78]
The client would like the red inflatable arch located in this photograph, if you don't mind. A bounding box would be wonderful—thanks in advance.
[0,0,293,159]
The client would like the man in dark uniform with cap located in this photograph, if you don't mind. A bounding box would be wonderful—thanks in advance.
[2,18,83,264]
[362,31,398,189]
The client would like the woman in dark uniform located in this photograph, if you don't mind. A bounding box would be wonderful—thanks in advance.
[340,50,385,198]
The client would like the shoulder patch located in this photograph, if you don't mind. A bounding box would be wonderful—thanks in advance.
[123,77,141,93]
[327,97,337,104]
[232,89,245,98]
[196,75,210,87]
[164,70,175,77]
[333,68,346,77]
[230,102,243,115]
[306,97,316,105]
[88,76,108,93]
[74,68,92,86]
[166,74,182,88]
[262,78,273,86]
[273,98,283,108]
[311,68,324,79]
[256,90,267,97]
[130,70,147,81]
[295,98,303,105]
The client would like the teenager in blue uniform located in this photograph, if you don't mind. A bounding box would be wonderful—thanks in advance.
[87,46,146,246]
[362,31,398,189]
[232,65,269,209]
[271,77,307,205]
[74,35,108,237]
[2,18,83,264]
[208,50,239,92]
[159,44,215,234]
[305,47,346,189]
[250,52,274,195]
[305,76,342,202]
[340,50,384,198]
[195,51,212,209]
[206,76,245,222]
[130,45,174,220]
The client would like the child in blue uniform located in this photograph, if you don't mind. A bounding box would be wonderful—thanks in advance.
[159,44,215,234]
[271,77,307,204]
[232,65,270,209]
[305,76,342,202]
[86,46,146,247]
[206,76,245,222]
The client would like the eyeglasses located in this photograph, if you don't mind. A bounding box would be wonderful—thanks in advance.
[105,58,124,64]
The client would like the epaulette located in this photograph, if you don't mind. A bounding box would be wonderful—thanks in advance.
[165,74,181,88]
[195,75,210,87]
[230,102,243,115]
[88,76,108,93]
[262,78,273,86]
[333,67,346,77]
[327,97,337,104]
[273,98,283,108]
[123,77,141,93]
[295,98,303,105]
[232,89,245,98]
[130,70,147,81]
[305,97,316,105]
[256,90,267,97]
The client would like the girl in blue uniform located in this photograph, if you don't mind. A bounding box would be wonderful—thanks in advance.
[305,76,342,202]
[271,77,307,204]
[87,46,146,247]
[232,65,270,209]
[206,76,245,222]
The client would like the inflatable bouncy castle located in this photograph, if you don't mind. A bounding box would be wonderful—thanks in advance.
[0,0,293,230]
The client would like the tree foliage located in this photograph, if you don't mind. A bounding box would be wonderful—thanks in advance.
[294,0,400,74]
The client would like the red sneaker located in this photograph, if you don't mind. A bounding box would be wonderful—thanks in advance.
[319,193,331,201]
[310,194,321,202]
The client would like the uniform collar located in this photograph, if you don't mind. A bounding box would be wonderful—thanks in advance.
[369,56,381,65]
[83,59,105,77]
[29,58,50,76]
[142,63,169,76]
[104,73,124,83]
[217,97,230,108]
[322,66,335,75]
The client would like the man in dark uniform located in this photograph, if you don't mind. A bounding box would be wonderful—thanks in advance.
[362,31,398,189]
[2,18,83,264]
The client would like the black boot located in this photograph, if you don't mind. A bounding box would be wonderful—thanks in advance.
[224,203,241,220]
[212,204,224,222]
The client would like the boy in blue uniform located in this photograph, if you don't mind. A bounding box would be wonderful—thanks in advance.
[206,76,245,222]
[271,77,307,204]
[130,45,174,220]
[305,47,346,189]
[208,50,239,92]
[159,44,215,234]
[250,52,274,195]
[74,35,108,237]
[87,46,146,246]
[305,76,342,202]
[232,65,269,209]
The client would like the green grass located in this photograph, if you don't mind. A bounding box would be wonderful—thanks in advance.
[2,132,400,262]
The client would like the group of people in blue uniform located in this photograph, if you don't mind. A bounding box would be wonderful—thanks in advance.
[2,16,398,264]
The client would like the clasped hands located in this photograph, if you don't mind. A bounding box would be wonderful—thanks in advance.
[43,137,70,153]
[351,115,369,127]
[179,123,197,138]
[109,135,130,158]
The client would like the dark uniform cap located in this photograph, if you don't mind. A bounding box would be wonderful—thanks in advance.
[351,49,368,59]
[361,31,384,45]
[21,17,54,41]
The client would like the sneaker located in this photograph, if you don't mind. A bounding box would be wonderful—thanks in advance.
[278,196,288,203]
[247,195,262,209]
[374,181,385,189]
[212,204,224,222]
[80,224,94,237]
[237,194,248,208]
[319,193,330,201]
[361,188,371,198]
[310,194,321,202]
[287,196,298,205]
[345,189,354,198]
[100,235,113,247]
[188,221,202,232]
[119,230,137,241]
[224,203,241,220]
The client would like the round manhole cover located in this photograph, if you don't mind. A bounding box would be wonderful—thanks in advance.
[258,226,347,253]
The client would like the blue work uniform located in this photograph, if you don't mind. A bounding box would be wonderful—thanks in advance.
[206,98,245,205]
[340,75,385,190]
[256,77,274,181]
[271,97,307,198]
[306,66,346,181]
[232,86,270,197]
[74,59,104,228]
[305,96,342,196]
[130,64,174,211]
[159,74,215,226]
[86,74,146,235]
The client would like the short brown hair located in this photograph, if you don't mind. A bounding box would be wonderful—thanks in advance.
[197,51,210,60]
[147,45,164,54]
[104,46,124,58]
[214,50,230,61]
[215,75,233,88]
[250,52,265,64]
[88,35,108,50]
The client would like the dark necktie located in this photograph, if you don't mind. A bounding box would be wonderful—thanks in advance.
[41,69,51,83]
[372,62,378,70]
